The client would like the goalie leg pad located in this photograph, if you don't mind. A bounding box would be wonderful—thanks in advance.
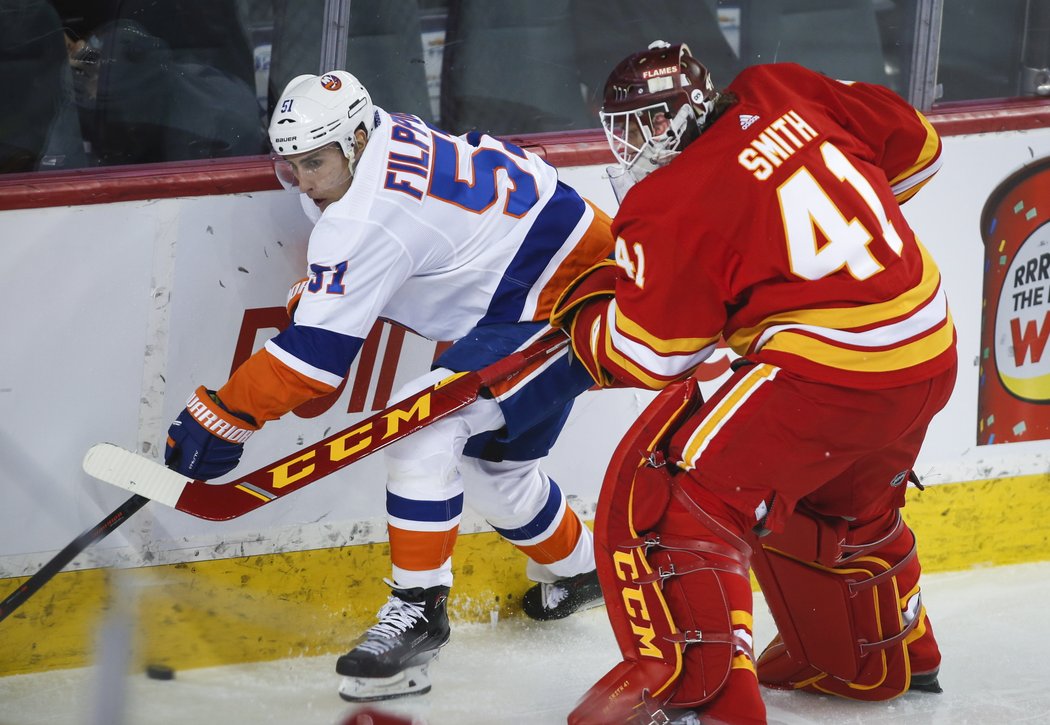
[570,488,757,724]
[568,466,690,725]
[753,505,935,700]
[647,484,755,709]
[569,378,763,724]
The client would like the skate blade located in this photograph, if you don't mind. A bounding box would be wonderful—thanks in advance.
[338,664,433,703]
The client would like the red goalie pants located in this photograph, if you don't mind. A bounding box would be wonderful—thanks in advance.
[668,361,956,544]
[668,361,955,713]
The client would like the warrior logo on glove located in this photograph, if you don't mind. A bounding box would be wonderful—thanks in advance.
[165,386,258,479]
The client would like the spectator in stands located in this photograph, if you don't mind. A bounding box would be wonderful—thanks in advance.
[0,0,85,172]
[67,18,266,166]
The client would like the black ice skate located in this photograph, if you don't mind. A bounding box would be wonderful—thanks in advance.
[522,569,604,621]
[336,582,451,702]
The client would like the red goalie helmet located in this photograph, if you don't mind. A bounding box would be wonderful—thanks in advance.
[600,41,718,198]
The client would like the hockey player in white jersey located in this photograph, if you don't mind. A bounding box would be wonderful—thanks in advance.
[162,71,613,701]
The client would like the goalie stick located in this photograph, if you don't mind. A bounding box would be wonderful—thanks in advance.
[83,330,569,521]
[0,332,567,625]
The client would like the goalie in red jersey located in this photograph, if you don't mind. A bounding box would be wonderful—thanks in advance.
[553,41,957,724]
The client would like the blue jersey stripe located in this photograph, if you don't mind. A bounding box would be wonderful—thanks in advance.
[387,491,465,522]
[270,324,363,379]
[479,181,586,326]
[491,478,564,542]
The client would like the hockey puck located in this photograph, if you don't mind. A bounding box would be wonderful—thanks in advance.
[145,664,175,681]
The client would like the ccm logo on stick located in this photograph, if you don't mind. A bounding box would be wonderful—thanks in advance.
[265,393,435,490]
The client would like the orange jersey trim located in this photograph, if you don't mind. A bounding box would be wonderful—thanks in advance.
[388,524,459,572]
[532,200,616,320]
[514,503,582,565]
[218,348,337,424]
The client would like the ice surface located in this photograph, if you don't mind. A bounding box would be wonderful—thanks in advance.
[2,561,1049,725]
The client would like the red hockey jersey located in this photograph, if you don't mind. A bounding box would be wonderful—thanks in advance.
[595,63,956,390]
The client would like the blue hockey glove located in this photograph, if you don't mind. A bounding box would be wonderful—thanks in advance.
[165,386,259,480]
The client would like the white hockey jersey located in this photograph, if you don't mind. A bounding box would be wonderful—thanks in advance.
[218,109,613,423]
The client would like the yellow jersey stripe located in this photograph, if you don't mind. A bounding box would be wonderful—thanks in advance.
[731,609,754,630]
[727,241,942,353]
[732,653,757,673]
[760,310,954,373]
[614,305,720,355]
[679,364,778,470]
[601,331,672,389]
[888,110,940,188]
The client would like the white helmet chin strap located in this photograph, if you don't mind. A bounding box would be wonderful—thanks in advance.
[343,129,371,182]
[345,142,356,170]
[343,145,357,183]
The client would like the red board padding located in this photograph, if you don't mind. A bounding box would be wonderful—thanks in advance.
[2,100,1048,212]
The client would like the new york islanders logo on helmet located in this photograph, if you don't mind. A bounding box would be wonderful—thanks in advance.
[320,74,342,91]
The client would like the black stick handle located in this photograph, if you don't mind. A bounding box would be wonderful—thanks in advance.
[0,494,149,623]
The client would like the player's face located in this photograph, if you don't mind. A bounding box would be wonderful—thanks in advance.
[280,144,353,211]
[605,104,674,167]
[626,111,671,147]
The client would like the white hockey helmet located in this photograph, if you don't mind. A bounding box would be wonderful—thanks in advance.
[268,71,376,162]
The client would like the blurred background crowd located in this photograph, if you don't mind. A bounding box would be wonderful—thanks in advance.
[0,0,1045,174]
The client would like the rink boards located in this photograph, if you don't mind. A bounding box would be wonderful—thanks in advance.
[2,115,1050,676]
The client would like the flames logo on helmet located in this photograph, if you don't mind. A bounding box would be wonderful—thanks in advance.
[598,41,718,200]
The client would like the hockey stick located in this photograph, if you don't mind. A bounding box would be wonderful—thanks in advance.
[0,494,148,624]
[83,331,569,522]
[0,332,566,624]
